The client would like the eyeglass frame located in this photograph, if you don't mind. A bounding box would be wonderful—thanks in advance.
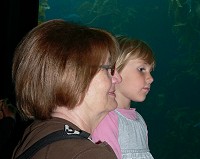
[100,62,116,76]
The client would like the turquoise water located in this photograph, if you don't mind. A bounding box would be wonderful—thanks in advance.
[39,0,200,158]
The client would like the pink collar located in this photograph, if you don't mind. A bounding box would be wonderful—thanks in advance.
[116,108,137,120]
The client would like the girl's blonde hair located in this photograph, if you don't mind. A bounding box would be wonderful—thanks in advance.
[116,35,155,72]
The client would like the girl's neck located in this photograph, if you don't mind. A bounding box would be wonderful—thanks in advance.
[116,92,131,109]
[117,103,131,109]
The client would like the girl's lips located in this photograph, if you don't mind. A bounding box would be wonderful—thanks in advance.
[143,87,150,93]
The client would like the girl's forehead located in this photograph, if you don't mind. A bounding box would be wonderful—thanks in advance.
[129,58,146,63]
[128,58,153,67]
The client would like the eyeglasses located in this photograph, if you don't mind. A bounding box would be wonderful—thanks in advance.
[100,62,116,76]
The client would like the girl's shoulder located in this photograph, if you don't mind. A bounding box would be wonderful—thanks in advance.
[115,108,137,120]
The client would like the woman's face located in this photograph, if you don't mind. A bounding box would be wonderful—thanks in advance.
[83,55,122,116]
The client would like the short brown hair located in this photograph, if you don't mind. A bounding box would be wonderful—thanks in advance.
[12,19,119,120]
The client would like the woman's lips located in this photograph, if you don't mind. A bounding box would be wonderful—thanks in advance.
[108,91,116,97]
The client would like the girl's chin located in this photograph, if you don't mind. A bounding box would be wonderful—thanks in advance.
[135,97,146,102]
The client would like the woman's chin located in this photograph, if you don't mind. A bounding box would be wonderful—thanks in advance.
[109,100,118,111]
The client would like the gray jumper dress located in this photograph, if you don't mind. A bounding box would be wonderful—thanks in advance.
[115,110,154,159]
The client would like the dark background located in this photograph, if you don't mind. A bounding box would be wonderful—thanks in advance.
[1,0,38,102]
[1,0,200,158]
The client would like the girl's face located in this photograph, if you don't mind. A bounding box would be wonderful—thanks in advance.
[116,58,154,108]
[83,55,122,116]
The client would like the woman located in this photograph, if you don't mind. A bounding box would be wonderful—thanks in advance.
[12,19,121,159]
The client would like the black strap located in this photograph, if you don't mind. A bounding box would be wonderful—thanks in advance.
[16,129,89,159]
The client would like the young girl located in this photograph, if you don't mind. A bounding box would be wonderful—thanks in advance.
[92,36,155,159]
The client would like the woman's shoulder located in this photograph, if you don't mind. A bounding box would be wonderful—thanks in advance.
[13,118,117,159]
[70,140,117,159]
[32,138,117,159]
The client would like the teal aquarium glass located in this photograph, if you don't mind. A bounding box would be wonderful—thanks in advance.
[38,0,200,158]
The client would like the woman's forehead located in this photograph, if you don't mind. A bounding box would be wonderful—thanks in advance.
[104,53,111,63]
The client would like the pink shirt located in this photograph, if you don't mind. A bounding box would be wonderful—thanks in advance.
[92,108,137,159]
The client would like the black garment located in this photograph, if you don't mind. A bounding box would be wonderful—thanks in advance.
[0,117,16,159]
[0,117,33,159]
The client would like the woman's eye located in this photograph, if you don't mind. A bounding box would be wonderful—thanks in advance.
[106,66,112,71]
[100,64,115,76]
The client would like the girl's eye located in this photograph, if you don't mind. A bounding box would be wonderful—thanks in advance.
[138,67,145,72]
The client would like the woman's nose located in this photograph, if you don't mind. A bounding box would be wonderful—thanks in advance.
[112,70,122,84]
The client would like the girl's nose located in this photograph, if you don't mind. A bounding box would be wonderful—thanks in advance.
[147,74,154,84]
[112,70,122,84]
